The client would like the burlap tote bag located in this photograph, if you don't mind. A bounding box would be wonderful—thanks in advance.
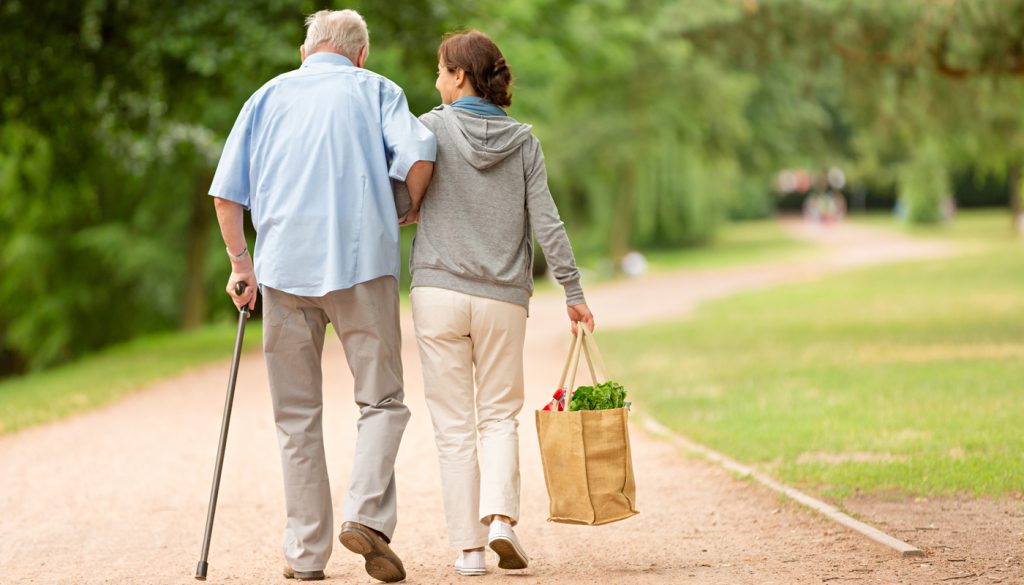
[535,326,638,525]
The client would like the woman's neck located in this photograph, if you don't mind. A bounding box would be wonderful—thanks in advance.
[453,88,480,102]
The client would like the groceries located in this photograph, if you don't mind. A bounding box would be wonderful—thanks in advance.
[541,381,629,412]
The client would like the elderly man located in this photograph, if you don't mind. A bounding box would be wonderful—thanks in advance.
[209,9,435,583]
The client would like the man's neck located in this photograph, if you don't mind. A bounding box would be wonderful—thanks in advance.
[305,48,359,68]
[310,48,348,59]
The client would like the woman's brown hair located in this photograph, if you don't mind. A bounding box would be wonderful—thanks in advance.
[438,30,512,107]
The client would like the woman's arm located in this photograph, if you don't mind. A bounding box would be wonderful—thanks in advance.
[394,111,442,226]
[524,138,595,332]
[403,160,434,221]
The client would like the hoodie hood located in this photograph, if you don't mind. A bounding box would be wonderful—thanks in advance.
[433,105,534,170]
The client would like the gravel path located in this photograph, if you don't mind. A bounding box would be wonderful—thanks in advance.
[4,219,1012,585]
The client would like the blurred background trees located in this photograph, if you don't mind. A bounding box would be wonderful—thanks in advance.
[2,0,1023,376]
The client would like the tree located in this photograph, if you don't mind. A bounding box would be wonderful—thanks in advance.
[678,0,1024,225]
[0,1,299,369]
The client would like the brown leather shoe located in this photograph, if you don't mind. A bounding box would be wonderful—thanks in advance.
[339,521,406,583]
[283,565,325,581]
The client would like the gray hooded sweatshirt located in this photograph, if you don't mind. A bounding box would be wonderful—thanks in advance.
[408,105,585,309]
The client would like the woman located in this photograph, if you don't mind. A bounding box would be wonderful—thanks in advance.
[408,30,595,577]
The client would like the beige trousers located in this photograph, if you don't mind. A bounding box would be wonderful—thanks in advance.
[262,276,410,572]
[410,286,528,550]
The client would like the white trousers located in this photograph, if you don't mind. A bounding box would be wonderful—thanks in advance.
[410,287,527,550]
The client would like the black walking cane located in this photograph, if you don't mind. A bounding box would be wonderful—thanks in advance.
[195,281,250,581]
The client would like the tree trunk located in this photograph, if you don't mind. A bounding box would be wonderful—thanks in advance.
[608,163,637,273]
[1010,162,1022,235]
[0,327,27,378]
[181,173,213,329]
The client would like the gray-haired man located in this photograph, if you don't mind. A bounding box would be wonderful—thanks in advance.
[209,9,435,582]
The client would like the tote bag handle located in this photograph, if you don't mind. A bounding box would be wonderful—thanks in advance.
[580,325,609,383]
[557,326,607,411]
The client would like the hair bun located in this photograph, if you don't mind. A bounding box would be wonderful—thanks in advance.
[438,30,513,107]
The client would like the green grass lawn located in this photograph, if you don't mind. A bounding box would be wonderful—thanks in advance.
[642,218,812,273]
[849,208,1020,241]
[0,321,262,434]
[605,210,1024,498]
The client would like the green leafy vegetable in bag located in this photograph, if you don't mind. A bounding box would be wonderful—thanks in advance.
[568,380,630,411]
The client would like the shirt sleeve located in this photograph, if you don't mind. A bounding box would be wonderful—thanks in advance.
[208,98,255,209]
[381,84,437,181]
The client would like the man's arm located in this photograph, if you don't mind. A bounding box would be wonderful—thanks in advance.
[208,96,258,310]
[214,197,257,310]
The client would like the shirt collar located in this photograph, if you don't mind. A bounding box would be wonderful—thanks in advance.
[301,52,354,68]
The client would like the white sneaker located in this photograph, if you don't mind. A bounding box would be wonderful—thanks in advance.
[454,550,487,576]
[488,520,529,570]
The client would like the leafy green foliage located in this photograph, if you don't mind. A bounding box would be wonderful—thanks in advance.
[493,0,753,257]
[0,1,299,371]
[900,149,951,224]
[681,0,1024,222]
[568,380,630,411]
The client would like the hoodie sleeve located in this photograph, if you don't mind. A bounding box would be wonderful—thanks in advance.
[524,137,586,306]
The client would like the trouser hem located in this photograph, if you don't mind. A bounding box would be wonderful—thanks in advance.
[480,509,520,527]
[288,563,327,573]
[342,514,393,542]
[450,537,489,551]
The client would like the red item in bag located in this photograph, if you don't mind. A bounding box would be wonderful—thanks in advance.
[542,388,567,412]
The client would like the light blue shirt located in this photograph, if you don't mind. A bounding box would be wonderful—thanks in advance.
[209,53,437,296]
